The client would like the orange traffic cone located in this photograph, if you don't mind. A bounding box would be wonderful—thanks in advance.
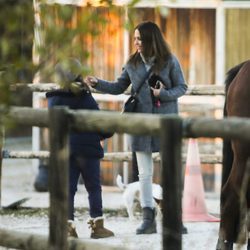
[182,138,219,222]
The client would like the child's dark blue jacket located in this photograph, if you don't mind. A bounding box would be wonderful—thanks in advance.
[46,90,112,159]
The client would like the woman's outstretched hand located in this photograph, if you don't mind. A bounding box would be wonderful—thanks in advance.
[84,76,98,87]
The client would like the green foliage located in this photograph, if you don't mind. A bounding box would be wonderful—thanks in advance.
[127,0,141,7]
[0,0,34,80]
[0,0,142,131]
[0,0,34,128]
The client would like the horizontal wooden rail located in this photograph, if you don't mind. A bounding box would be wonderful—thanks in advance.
[185,84,224,95]
[2,150,222,164]
[183,116,250,141]
[2,150,49,159]
[6,107,161,135]
[11,83,225,95]
[5,106,250,141]
[0,229,128,250]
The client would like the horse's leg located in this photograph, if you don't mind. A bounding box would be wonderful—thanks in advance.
[216,178,238,250]
[236,157,250,245]
[216,138,234,250]
[216,176,239,250]
[217,187,246,250]
[245,159,250,250]
[247,210,250,250]
[219,156,248,246]
[216,238,233,250]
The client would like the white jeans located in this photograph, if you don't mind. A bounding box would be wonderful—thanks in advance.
[136,151,154,209]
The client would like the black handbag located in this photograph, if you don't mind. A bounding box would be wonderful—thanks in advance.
[122,95,139,113]
[122,67,153,113]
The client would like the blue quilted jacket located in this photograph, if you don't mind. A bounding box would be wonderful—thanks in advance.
[94,54,187,152]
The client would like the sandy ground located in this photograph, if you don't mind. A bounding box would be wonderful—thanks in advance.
[0,137,248,250]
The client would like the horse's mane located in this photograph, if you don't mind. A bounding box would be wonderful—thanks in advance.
[225,61,247,92]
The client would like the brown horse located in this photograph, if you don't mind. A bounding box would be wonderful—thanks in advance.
[216,60,250,250]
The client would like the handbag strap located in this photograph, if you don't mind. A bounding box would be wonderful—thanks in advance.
[132,67,153,97]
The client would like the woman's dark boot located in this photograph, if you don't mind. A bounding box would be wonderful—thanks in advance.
[157,199,188,234]
[136,207,157,234]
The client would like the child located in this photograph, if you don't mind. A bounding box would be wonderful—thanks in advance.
[46,58,114,239]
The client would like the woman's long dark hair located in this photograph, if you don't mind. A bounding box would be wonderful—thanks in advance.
[127,21,172,72]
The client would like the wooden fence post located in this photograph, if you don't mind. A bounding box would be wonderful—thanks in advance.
[48,107,69,250]
[160,116,183,250]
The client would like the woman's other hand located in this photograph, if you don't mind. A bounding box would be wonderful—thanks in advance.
[150,81,164,97]
[84,76,98,87]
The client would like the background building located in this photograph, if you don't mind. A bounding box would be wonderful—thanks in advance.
[32,0,250,188]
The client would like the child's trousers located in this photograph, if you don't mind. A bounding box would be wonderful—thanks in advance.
[68,154,103,220]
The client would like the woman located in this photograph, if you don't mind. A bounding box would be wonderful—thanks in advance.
[85,21,187,234]
[47,58,114,239]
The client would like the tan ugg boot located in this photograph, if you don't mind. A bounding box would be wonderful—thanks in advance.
[87,217,114,239]
[67,220,78,238]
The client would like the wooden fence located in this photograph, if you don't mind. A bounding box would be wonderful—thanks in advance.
[11,83,225,95]
[1,106,250,250]
[1,150,222,164]
[0,83,239,250]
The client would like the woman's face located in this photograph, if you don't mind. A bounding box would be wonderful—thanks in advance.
[134,29,143,53]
